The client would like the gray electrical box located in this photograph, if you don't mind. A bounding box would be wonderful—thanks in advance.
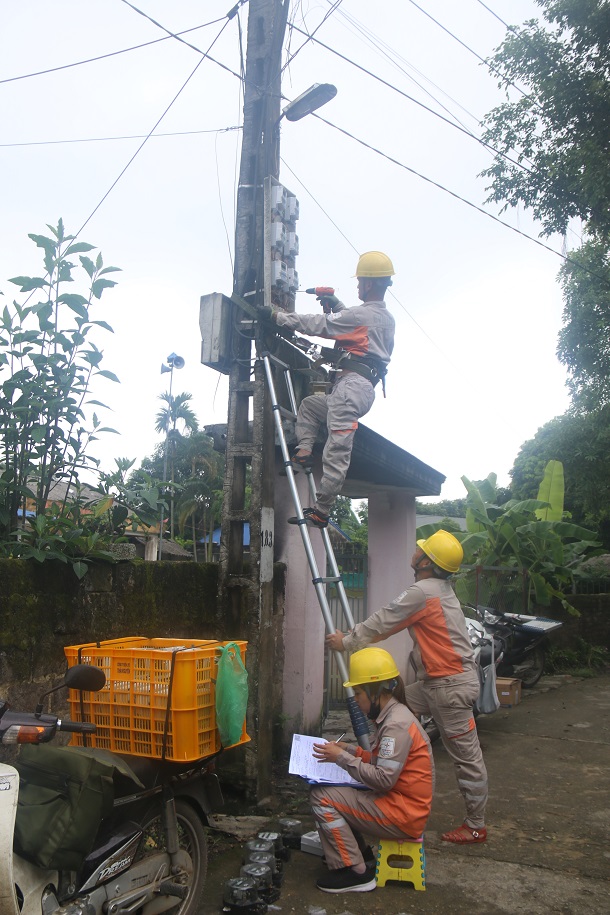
[199,292,232,374]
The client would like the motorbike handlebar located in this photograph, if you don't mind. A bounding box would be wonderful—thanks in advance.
[58,719,97,734]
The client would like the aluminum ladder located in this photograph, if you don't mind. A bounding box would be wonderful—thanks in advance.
[261,350,370,750]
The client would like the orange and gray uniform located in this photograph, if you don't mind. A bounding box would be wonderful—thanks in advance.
[343,578,488,830]
[310,698,433,870]
[275,300,395,516]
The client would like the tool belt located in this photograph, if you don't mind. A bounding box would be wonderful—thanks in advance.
[320,347,387,393]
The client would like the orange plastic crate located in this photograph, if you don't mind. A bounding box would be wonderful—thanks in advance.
[64,637,249,761]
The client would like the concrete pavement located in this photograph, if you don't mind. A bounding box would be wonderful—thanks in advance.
[202,673,610,915]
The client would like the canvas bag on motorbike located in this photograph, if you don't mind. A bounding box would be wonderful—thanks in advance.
[215,642,248,747]
[13,745,115,870]
[474,637,501,715]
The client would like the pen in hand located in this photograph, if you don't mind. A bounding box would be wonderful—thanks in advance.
[335,732,346,743]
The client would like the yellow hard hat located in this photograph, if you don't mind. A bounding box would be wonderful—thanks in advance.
[354,251,395,278]
[343,647,400,688]
[416,530,463,573]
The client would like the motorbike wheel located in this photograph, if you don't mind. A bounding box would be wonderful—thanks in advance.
[420,715,441,744]
[512,646,545,688]
[139,798,208,915]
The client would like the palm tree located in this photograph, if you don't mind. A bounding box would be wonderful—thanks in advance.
[155,392,198,437]
[176,434,224,560]
[155,392,198,541]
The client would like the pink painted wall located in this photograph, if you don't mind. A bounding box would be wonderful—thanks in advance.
[275,437,419,732]
[275,457,327,734]
[365,490,417,679]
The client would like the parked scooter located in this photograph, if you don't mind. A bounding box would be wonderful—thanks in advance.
[470,605,563,688]
[0,664,223,915]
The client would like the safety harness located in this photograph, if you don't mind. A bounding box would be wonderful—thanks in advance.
[318,346,388,396]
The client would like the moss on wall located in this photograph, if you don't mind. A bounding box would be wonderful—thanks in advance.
[0,558,221,691]
[0,558,287,802]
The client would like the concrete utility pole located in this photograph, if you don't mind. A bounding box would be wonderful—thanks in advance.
[219,0,290,799]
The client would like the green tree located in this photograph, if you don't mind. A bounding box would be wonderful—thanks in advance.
[480,0,610,242]
[155,391,198,540]
[330,496,368,547]
[461,471,598,612]
[556,241,610,408]
[0,221,166,577]
[510,407,610,547]
[136,430,224,557]
[0,219,120,536]
[416,498,468,517]
[155,391,198,438]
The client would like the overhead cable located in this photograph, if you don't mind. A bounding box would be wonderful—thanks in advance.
[73,17,233,240]
[282,0,345,72]
[0,126,242,148]
[405,0,531,102]
[333,4,480,132]
[280,156,458,367]
[0,18,229,85]
[120,0,248,60]
[288,24,536,180]
[310,113,586,270]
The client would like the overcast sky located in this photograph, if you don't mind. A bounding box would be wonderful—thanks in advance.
[0,0,572,500]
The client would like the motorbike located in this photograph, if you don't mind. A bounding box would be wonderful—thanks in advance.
[0,663,223,915]
[470,604,563,688]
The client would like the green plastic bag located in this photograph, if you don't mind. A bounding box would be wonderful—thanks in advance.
[215,642,248,747]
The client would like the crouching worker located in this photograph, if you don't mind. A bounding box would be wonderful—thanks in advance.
[310,647,434,894]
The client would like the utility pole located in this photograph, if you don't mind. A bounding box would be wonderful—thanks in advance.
[219,0,290,799]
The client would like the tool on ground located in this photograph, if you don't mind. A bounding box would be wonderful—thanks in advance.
[261,350,371,751]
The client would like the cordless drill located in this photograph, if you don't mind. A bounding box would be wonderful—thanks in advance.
[306,286,336,314]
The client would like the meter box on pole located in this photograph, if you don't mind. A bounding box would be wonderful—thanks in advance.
[264,176,299,314]
[199,292,233,375]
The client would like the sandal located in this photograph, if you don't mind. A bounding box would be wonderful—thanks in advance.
[441,823,487,844]
[287,507,329,529]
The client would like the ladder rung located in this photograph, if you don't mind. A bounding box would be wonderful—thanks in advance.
[314,576,342,584]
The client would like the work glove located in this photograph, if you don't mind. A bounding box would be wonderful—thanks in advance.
[318,294,341,314]
[256,306,277,322]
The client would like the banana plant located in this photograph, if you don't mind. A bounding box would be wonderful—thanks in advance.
[417,463,600,614]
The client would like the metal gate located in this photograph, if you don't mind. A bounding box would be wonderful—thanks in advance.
[324,550,368,712]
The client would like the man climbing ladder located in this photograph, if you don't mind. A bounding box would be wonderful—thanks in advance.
[259,251,396,528]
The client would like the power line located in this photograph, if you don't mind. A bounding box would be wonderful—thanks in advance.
[0,126,242,148]
[282,0,344,72]
[0,19,228,85]
[405,0,532,102]
[288,24,537,180]
[333,4,480,133]
[120,0,248,61]
[73,17,234,240]
[280,158,358,255]
[310,112,577,267]
[474,0,523,37]
[280,157,459,368]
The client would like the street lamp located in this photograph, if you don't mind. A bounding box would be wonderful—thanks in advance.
[281,83,337,122]
[158,353,184,561]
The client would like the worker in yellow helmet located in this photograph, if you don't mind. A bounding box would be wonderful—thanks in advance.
[310,647,433,894]
[260,251,395,529]
[327,530,490,845]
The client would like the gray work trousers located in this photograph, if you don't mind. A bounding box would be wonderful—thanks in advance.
[405,677,488,829]
[310,785,417,871]
[295,372,375,516]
